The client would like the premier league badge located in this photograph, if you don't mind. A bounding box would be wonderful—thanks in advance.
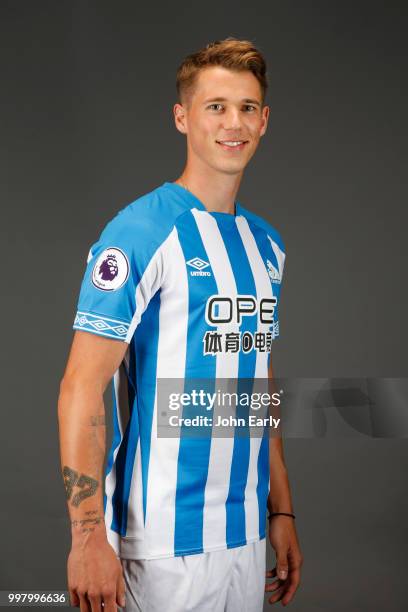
[92,247,130,291]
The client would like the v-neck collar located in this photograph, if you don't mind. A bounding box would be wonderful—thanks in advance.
[162,181,242,218]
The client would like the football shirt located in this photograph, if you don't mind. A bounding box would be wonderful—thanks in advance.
[72,181,286,559]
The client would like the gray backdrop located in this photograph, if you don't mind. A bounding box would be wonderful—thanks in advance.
[1,1,407,610]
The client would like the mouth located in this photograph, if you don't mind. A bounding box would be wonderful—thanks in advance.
[216,139,249,152]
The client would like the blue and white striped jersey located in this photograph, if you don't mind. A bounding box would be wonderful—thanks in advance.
[72,181,286,560]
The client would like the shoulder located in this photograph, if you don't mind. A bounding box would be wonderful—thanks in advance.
[237,203,286,254]
[99,183,189,248]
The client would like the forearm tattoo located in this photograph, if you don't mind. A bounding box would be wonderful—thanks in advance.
[71,509,104,533]
[63,466,98,507]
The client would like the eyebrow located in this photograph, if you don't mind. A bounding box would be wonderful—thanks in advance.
[202,97,261,106]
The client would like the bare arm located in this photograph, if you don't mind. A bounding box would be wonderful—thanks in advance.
[58,330,128,611]
[265,353,303,606]
[267,356,294,516]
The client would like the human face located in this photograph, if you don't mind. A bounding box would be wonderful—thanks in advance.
[174,66,269,176]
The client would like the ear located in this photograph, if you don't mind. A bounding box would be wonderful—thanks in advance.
[259,104,270,137]
[173,102,188,135]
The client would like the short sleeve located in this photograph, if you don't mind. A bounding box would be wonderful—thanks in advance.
[72,208,164,343]
[267,233,286,340]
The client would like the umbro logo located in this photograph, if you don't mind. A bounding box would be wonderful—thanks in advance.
[266,259,281,283]
[186,257,212,277]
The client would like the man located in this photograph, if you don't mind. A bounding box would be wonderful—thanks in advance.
[58,37,303,612]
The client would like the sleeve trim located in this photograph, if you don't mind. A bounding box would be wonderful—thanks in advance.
[73,311,130,340]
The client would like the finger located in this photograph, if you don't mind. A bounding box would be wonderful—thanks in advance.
[101,595,117,612]
[276,551,289,581]
[88,594,102,612]
[69,589,80,607]
[265,568,277,578]
[281,569,301,606]
[267,584,285,605]
[265,579,283,593]
[116,573,126,608]
[78,594,92,612]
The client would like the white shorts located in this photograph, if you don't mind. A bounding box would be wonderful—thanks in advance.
[119,538,266,612]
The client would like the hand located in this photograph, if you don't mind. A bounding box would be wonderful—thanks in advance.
[265,516,303,606]
[68,534,126,612]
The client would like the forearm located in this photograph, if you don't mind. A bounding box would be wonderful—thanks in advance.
[57,375,108,545]
[267,360,294,514]
[268,438,294,514]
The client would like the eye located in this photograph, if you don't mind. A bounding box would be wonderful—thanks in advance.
[207,103,224,111]
[243,104,257,112]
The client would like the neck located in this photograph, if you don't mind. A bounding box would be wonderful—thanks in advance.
[176,166,243,214]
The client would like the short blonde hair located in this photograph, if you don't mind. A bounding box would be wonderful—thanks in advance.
[176,37,268,106]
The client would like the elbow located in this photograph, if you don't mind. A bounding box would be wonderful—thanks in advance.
[57,375,75,421]
[57,373,104,420]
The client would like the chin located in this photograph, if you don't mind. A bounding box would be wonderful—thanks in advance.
[219,162,248,175]
[208,157,247,175]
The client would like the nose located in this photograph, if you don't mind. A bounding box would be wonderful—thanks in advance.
[221,106,242,132]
